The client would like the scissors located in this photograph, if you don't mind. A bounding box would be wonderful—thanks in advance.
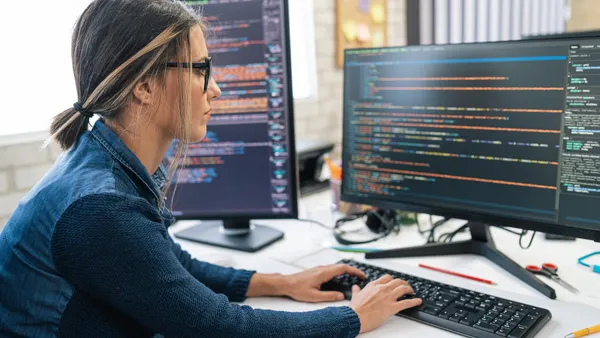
[526,262,580,294]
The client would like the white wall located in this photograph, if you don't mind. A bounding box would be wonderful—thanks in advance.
[0,0,408,230]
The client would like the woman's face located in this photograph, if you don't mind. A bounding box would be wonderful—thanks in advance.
[163,25,221,142]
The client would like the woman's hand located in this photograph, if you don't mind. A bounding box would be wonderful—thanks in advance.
[282,264,366,303]
[349,274,422,334]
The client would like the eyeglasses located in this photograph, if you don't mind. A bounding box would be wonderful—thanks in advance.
[165,57,212,92]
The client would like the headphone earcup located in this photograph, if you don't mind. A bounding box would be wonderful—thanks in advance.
[366,209,397,234]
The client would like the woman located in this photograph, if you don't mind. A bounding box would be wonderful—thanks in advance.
[0,0,421,336]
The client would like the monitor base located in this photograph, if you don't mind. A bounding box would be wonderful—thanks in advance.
[174,220,284,253]
[365,222,556,299]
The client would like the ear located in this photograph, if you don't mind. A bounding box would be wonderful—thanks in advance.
[132,76,156,105]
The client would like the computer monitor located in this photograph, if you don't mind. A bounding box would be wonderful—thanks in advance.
[164,0,298,252]
[342,37,600,298]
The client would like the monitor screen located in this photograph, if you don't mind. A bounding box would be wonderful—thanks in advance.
[342,38,600,235]
[164,0,296,220]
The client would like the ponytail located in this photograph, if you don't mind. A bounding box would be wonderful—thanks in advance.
[49,106,91,150]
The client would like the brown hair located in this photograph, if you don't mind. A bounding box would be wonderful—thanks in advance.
[48,0,205,204]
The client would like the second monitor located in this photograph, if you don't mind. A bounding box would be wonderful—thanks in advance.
[342,38,600,297]
[165,0,297,252]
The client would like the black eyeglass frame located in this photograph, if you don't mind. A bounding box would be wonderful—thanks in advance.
[165,57,212,92]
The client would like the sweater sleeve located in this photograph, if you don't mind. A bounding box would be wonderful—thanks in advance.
[51,194,361,338]
[168,237,254,302]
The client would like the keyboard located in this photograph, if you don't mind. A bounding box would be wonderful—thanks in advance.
[321,259,551,338]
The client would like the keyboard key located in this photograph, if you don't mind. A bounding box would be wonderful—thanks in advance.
[460,318,474,326]
[480,316,494,324]
[438,309,453,319]
[529,312,542,320]
[450,314,464,322]
[496,325,512,337]
[498,314,511,321]
[508,325,529,338]
[491,319,506,327]
[460,313,483,326]
[424,307,440,315]
[519,315,538,329]
[474,322,501,333]
[513,312,525,321]
[439,291,457,300]
[488,309,500,317]
[508,317,522,326]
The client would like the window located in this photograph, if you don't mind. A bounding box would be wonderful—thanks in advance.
[408,0,568,45]
[288,0,318,101]
[0,1,93,137]
[0,0,317,137]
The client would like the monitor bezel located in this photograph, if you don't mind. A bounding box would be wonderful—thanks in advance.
[341,36,600,243]
[173,0,299,222]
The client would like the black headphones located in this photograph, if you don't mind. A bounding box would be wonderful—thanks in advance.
[333,209,399,245]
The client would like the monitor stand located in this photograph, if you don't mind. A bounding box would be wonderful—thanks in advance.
[365,222,556,299]
[174,219,284,253]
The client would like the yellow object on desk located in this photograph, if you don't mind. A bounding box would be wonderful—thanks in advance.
[565,324,600,338]
[325,156,374,215]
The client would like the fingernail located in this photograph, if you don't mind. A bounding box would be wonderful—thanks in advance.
[338,293,345,300]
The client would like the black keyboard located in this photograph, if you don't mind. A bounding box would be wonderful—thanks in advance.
[321,260,551,338]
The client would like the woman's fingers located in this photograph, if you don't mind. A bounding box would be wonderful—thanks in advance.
[395,298,423,312]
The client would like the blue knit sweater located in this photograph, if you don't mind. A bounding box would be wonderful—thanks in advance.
[0,119,361,337]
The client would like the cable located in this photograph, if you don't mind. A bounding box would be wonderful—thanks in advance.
[437,223,469,243]
[424,216,450,243]
[519,230,537,249]
[297,218,367,233]
[416,218,536,249]
[333,209,399,245]
[296,218,333,230]
[493,226,523,235]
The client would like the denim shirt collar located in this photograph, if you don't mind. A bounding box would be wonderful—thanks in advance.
[89,119,168,205]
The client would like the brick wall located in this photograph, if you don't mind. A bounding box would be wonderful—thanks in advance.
[0,1,407,230]
[0,135,61,229]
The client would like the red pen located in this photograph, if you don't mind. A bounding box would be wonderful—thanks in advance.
[418,264,497,285]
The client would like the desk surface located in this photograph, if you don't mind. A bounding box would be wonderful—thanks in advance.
[169,191,600,337]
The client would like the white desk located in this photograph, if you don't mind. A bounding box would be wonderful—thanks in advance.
[169,191,600,337]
